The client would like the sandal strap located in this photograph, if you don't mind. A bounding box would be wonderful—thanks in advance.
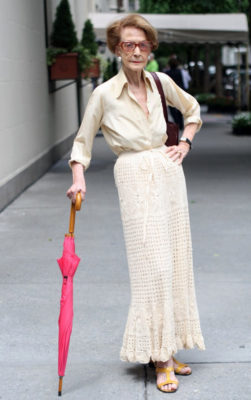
[156,366,174,373]
[173,357,189,373]
[157,379,178,388]
[156,366,178,388]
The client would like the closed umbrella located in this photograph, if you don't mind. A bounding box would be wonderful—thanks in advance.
[57,193,82,396]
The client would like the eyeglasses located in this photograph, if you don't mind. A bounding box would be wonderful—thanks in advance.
[119,41,152,53]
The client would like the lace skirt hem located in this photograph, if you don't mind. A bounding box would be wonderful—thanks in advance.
[120,334,205,364]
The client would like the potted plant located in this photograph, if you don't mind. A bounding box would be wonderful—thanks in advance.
[103,58,118,82]
[81,19,100,79]
[232,112,251,135]
[47,0,91,80]
[205,95,237,113]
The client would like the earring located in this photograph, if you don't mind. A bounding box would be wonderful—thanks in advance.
[117,56,121,62]
[148,54,151,60]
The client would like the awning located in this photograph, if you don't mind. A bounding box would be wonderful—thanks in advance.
[88,13,249,45]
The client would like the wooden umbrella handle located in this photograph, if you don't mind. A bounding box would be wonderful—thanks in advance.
[58,376,63,396]
[68,192,82,236]
[75,192,82,211]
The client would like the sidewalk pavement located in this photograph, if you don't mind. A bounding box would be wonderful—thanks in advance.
[1,113,251,400]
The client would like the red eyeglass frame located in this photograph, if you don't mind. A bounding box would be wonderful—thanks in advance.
[118,41,153,52]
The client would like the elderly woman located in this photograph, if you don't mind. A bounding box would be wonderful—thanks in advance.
[67,14,205,394]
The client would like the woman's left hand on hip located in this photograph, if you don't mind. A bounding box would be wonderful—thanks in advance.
[164,143,190,165]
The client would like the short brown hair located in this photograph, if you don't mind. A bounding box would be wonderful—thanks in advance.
[106,14,158,54]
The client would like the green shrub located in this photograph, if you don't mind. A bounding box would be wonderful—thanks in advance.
[47,44,92,72]
[50,0,78,50]
[206,96,237,112]
[195,93,215,104]
[72,44,92,72]
[111,57,118,76]
[103,58,113,82]
[103,58,118,81]
[232,112,251,135]
[156,56,169,71]
[81,19,98,56]
[46,47,68,66]
[194,93,237,112]
[47,0,92,72]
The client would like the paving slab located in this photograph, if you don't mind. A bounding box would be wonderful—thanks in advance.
[146,362,251,400]
[1,112,251,399]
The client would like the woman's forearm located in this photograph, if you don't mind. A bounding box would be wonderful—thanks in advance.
[181,123,198,143]
[67,162,86,201]
[165,122,199,165]
[71,161,85,183]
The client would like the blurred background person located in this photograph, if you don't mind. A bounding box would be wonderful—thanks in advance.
[145,52,159,72]
[181,64,191,91]
[164,55,185,129]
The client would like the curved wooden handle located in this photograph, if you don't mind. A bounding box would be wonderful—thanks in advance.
[68,192,82,236]
[75,192,82,211]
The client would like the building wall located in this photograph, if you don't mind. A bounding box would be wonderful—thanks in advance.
[94,0,139,13]
[0,0,92,210]
[0,0,139,211]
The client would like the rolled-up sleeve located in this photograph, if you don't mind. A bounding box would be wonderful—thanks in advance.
[68,86,103,170]
[158,72,202,132]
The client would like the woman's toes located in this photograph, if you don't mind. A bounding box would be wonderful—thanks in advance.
[159,380,177,392]
[165,384,171,391]
[166,383,176,392]
[173,358,192,375]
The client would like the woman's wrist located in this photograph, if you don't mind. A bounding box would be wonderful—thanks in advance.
[181,122,198,145]
[178,141,190,152]
[179,136,192,149]
[72,162,85,181]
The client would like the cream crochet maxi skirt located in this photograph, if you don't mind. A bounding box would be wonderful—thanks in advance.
[114,145,205,364]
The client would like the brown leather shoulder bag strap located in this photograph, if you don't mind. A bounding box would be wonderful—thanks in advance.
[150,72,169,123]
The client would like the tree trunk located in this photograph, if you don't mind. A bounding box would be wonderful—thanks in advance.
[215,45,223,96]
[194,46,200,91]
[248,0,251,43]
[203,43,210,93]
[117,0,123,12]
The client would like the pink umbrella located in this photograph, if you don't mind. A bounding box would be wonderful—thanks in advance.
[57,193,82,396]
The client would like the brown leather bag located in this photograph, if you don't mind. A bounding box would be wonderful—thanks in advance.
[151,72,179,147]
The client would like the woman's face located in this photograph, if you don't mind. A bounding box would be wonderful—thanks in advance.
[116,26,152,72]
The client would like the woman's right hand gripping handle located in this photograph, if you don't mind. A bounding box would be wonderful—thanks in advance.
[66,161,86,203]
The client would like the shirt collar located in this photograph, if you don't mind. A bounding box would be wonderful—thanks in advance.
[114,67,154,98]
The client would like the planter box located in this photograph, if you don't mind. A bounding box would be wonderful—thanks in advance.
[233,126,251,135]
[82,58,100,79]
[206,96,237,113]
[207,105,237,113]
[50,52,78,80]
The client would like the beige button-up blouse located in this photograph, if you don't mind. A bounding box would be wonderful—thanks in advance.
[69,68,202,170]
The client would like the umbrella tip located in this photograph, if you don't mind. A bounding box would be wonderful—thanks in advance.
[58,376,63,396]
